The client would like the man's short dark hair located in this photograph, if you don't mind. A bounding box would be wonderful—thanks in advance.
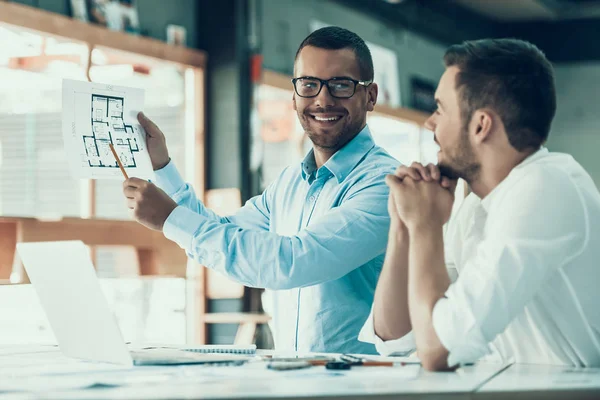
[295,26,374,81]
[444,38,556,151]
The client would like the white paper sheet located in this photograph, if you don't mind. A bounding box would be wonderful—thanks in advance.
[61,79,154,180]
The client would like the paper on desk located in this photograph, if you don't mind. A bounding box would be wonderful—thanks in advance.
[62,79,154,180]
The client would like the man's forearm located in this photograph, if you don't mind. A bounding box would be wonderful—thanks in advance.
[408,222,451,370]
[373,220,411,341]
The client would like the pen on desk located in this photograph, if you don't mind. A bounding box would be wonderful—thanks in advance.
[354,361,395,367]
[109,143,129,180]
[339,354,401,367]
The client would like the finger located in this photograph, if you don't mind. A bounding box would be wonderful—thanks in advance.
[123,177,147,189]
[427,163,441,181]
[123,186,137,199]
[137,112,162,138]
[385,174,404,190]
[410,162,431,181]
[441,177,458,193]
[126,198,137,209]
[396,165,422,181]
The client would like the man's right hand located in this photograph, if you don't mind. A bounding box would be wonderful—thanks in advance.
[138,112,170,171]
[387,162,457,224]
[394,162,455,190]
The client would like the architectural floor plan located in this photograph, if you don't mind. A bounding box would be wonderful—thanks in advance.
[62,79,153,180]
[86,95,140,169]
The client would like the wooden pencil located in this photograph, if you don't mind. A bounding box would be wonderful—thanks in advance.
[109,143,129,180]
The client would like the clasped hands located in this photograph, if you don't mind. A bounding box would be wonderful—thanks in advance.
[386,162,458,233]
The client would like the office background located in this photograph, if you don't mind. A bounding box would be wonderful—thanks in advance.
[1,0,599,346]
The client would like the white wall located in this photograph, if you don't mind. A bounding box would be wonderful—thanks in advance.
[547,63,600,187]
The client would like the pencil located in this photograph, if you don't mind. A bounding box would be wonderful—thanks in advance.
[109,143,129,180]
[357,361,394,367]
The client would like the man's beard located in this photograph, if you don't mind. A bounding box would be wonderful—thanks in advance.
[299,109,362,152]
[438,129,481,182]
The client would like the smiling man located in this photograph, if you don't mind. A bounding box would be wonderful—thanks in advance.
[122,27,399,354]
[360,38,600,370]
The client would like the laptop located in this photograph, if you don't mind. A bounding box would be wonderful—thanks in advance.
[16,240,248,367]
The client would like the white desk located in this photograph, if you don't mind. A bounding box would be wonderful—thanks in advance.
[3,346,600,399]
[0,346,506,399]
[477,363,600,400]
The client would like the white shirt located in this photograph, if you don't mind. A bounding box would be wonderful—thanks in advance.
[359,148,600,367]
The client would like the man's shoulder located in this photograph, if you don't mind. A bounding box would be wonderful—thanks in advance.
[488,151,598,220]
[507,151,591,195]
[350,145,400,180]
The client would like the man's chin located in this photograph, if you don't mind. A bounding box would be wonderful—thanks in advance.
[437,164,462,180]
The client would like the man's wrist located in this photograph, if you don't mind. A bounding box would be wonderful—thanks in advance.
[160,202,178,231]
[406,217,444,235]
[153,157,171,171]
[389,219,409,244]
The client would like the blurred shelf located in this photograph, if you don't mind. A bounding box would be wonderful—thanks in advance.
[0,1,207,68]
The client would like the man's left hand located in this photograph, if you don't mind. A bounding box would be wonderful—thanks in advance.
[123,178,177,231]
[385,175,456,230]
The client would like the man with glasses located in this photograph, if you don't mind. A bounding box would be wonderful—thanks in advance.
[122,27,399,354]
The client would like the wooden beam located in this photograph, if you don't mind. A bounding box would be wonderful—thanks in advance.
[0,221,17,280]
[0,217,188,280]
[187,261,207,344]
[234,322,257,345]
[136,248,159,275]
[10,217,162,247]
[0,2,207,69]
[261,70,293,92]
[372,104,430,127]
[194,67,206,202]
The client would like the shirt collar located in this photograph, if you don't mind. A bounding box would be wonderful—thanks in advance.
[480,146,548,212]
[300,125,375,184]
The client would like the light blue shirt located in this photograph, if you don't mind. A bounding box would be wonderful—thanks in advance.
[154,125,399,354]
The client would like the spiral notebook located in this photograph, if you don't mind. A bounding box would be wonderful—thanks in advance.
[138,344,256,355]
[183,344,257,355]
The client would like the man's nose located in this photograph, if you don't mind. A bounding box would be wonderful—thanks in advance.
[314,83,336,109]
[424,114,436,131]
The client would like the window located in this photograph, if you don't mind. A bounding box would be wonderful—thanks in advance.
[0,24,201,222]
[0,24,88,218]
[0,18,204,279]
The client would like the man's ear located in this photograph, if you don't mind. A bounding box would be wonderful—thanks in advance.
[470,109,493,144]
[367,82,378,112]
[292,92,297,111]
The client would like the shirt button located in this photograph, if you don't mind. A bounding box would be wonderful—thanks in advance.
[309,196,315,202]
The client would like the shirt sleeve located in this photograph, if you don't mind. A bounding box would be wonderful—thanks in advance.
[162,170,392,290]
[357,194,474,357]
[432,168,588,367]
[153,160,273,230]
[152,160,224,223]
[358,307,415,356]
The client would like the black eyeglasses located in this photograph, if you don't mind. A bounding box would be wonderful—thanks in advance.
[291,76,372,99]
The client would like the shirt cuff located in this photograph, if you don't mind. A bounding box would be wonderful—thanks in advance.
[358,308,415,356]
[163,206,205,251]
[152,160,185,197]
